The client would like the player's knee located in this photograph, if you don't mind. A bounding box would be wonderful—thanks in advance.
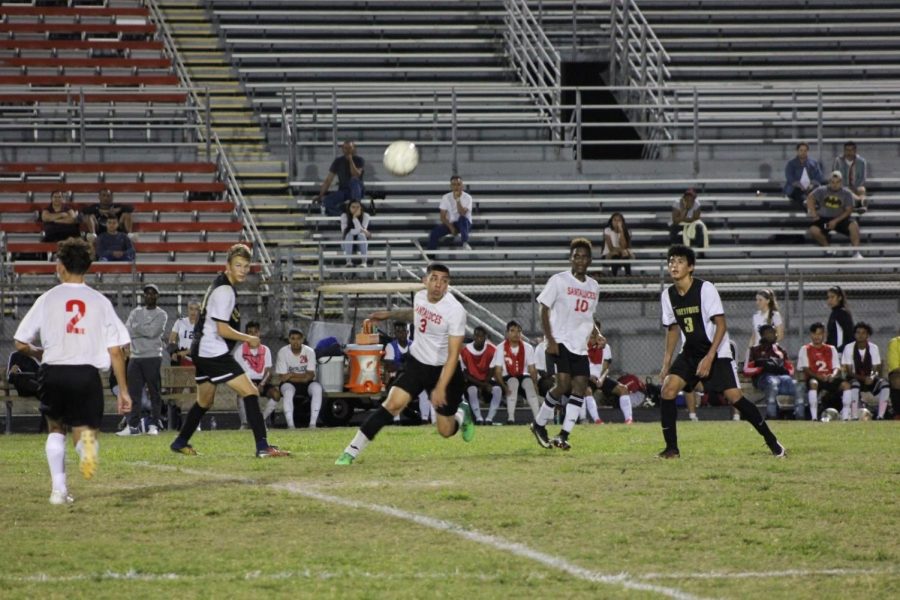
[614,384,628,396]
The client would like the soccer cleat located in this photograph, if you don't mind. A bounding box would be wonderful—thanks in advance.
[256,445,291,458]
[170,442,198,456]
[550,436,571,451]
[594,418,605,425]
[147,424,159,436]
[484,419,493,426]
[658,448,681,459]
[460,401,475,442]
[688,413,699,422]
[335,452,355,466]
[529,422,552,449]
[49,490,74,505]
[79,429,98,480]
[769,441,787,458]
[116,426,140,437]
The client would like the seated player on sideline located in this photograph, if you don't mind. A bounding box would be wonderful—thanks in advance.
[461,325,502,425]
[796,322,841,421]
[491,320,541,424]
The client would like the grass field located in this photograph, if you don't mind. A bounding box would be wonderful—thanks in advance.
[1,421,897,599]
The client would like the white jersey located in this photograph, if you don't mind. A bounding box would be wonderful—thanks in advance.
[439,191,473,223]
[749,310,783,347]
[490,341,536,377]
[14,282,130,369]
[534,341,548,371]
[841,342,881,370]
[536,270,600,356]
[172,317,197,351]
[197,273,240,358]
[410,289,467,366]
[588,345,612,379]
[275,344,317,377]
[233,342,272,381]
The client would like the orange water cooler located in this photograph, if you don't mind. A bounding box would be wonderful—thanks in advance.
[346,320,383,393]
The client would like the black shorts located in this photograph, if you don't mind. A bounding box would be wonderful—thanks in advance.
[812,217,855,237]
[668,353,739,394]
[38,364,104,429]
[850,376,888,395]
[599,376,621,397]
[546,344,590,379]
[805,376,843,396]
[393,354,466,417]
[193,352,244,385]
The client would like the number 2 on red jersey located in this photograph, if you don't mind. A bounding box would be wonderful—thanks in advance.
[66,299,86,334]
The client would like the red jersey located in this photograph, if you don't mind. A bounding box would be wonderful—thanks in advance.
[461,342,496,381]
[798,343,839,377]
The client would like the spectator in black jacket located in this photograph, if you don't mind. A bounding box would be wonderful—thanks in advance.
[826,285,854,352]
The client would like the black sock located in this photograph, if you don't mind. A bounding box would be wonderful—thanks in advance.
[891,388,900,416]
[360,406,395,441]
[734,397,778,446]
[660,399,678,450]
[176,402,208,446]
[243,395,268,450]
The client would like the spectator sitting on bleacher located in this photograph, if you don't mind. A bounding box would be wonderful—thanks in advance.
[806,171,863,259]
[669,188,708,250]
[168,300,200,366]
[317,140,366,216]
[832,141,867,213]
[743,323,798,419]
[602,212,634,276]
[340,199,371,267]
[84,188,134,239]
[41,190,81,243]
[784,142,825,209]
[427,175,473,251]
[95,215,135,262]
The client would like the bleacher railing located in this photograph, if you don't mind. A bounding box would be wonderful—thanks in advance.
[145,0,273,279]
[503,0,563,140]
[608,0,672,155]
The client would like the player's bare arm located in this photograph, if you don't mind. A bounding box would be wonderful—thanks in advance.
[432,334,464,408]
[660,324,680,380]
[540,304,557,354]
[369,308,415,322]
[108,345,132,414]
[697,315,728,378]
[494,366,509,397]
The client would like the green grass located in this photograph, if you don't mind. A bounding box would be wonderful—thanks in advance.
[0,421,897,599]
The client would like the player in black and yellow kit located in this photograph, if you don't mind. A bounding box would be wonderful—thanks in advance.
[658,245,786,458]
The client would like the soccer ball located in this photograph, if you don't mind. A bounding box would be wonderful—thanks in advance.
[382,140,419,177]
[821,407,840,422]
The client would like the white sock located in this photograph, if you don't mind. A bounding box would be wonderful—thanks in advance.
[560,399,583,434]
[850,388,860,419]
[309,383,323,428]
[877,388,889,418]
[262,399,277,420]
[455,408,465,429]
[418,392,431,422]
[467,387,484,421]
[841,389,852,420]
[486,387,502,422]
[585,395,600,422]
[579,400,588,423]
[619,394,633,421]
[46,433,67,493]
[535,394,557,426]
[522,379,541,418]
[808,389,819,421]
[344,430,370,458]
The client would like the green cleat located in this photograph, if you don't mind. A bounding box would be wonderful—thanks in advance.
[460,401,475,443]
[335,452,355,466]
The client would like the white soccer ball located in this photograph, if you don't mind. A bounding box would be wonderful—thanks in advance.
[382,140,419,177]
[821,407,840,422]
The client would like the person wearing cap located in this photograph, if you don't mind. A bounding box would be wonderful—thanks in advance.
[669,188,708,249]
[831,141,868,213]
[743,323,799,419]
[784,142,825,209]
[117,283,168,436]
[806,170,863,259]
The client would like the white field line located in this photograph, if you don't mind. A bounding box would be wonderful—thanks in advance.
[638,567,898,580]
[135,463,705,600]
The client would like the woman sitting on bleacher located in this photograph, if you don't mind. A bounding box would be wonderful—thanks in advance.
[669,188,709,250]
[340,199,371,267]
[41,190,82,243]
[602,212,634,276]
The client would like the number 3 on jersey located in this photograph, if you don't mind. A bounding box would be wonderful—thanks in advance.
[683,317,694,333]
[574,299,589,313]
[66,299,86,334]
[419,317,427,333]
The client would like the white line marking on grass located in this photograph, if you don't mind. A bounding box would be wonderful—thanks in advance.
[136,463,705,600]
[638,567,898,580]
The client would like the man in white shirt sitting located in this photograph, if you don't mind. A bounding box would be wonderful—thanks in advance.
[491,320,541,424]
[267,329,323,429]
[427,175,473,251]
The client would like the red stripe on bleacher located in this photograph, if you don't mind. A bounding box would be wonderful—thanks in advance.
[0,182,225,193]
[0,163,217,174]
[0,92,188,104]
[0,40,164,51]
[0,6,150,17]
[0,23,155,34]
[0,74,179,86]
[0,57,172,69]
